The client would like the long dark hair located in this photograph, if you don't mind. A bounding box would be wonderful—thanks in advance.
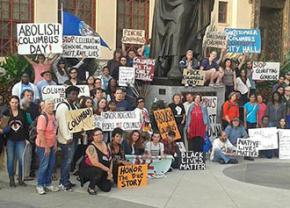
[57,59,68,76]
[128,130,144,149]
[272,91,282,104]
[9,96,20,110]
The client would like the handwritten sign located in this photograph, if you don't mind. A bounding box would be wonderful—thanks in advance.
[237,138,259,157]
[153,108,181,141]
[182,69,205,86]
[98,111,141,131]
[133,57,155,81]
[66,108,95,133]
[122,29,146,45]
[224,28,261,54]
[62,36,100,58]
[42,85,90,107]
[118,67,135,87]
[249,127,278,150]
[17,23,63,54]
[252,62,280,80]
[180,152,205,170]
[204,31,227,48]
[279,129,290,159]
[117,165,147,189]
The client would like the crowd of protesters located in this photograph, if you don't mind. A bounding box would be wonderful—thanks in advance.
[0,44,289,195]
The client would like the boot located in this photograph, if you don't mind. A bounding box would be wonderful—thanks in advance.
[9,176,16,187]
[18,177,27,187]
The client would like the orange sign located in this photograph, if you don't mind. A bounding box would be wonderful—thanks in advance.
[117,164,147,189]
[153,108,181,141]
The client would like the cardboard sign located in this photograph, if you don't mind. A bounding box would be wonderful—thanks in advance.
[252,62,280,80]
[279,129,290,159]
[237,138,259,157]
[99,111,141,131]
[117,164,147,189]
[62,36,100,58]
[180,152,205,170]
[249,127,278,150]
[182,69,205,86]
[153,108,181,141]
[66,108,95,133]
[118,67,135,87]
[224,28,261,54]
[17,23,63,54]
[204,31,227,48]
[42,85,90,107]
[122,29,146,45]
[133,57,155,81]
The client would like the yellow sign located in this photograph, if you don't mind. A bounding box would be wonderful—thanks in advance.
[117,164,148,189]
[66,108,95,133]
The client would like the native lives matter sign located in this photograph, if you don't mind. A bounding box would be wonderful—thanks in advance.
[133,57,155,81]
[252,62,280,80]
[237,138,259,157]
[66,108,95,133]
[204,31,227,48]
[122,29,146,45]
[279,129,290,159]
[180,152,205,170]
[117,165,147,189]
[17,23,63,54]
[62,36,100,58]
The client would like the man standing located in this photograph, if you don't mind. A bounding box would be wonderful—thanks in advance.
[56,86,80,191]
[36,71,57,97]
[114,88,131,111]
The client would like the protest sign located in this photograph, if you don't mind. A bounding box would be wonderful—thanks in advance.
[17,23,63,54]
[66,108,95,133]
[249,127,278,150]
[252,62,280,81]
[42,85,90,107]
[133,57,155,81]
[204,31,227,48]
[118,67,135,87]
[122,29,146,45]
[182,69,205,86]
[153,108,181,141]
[117,165,147,189]
[224,28,261,54]
[237,138,259,157]
[99,111,141,131]
[180,152,205,170]
[62,36,100,58]
[279,129,290,159]
[202,96,220,138]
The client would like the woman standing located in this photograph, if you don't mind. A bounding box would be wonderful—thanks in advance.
[95,98,108,115]
[267,92,286,127]
[222,92,240,129]
[185,94,210,152]
[236,69,251,120]
[257,94,267,127]
[1,96,29,187]
[222,58,236,100]
[243,94,259,130]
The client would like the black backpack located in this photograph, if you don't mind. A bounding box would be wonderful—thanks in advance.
[28,112,49,144]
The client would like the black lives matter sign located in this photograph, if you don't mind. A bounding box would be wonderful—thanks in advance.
[17,23,63,55]
[180,151,206,170]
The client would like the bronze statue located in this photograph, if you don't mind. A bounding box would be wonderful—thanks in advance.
[150,0,214,78]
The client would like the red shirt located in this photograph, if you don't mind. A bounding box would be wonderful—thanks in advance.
[223,101,239,122]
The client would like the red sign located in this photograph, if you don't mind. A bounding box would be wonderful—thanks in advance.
[133,57,155,81]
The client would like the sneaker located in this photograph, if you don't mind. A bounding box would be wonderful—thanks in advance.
[36,186,46,195]
[228,159,238,164]
[45,185,60,192]
[59,184,73,192]
[68,181,76,187]
[219,159,225,164]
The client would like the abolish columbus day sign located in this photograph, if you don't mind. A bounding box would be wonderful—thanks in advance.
[237,138,259,157]
[252,62,280,81]
[117,165,147,189]
[17,23,63,55]
[224,28,261,54]
[122,29,146,45]
[204,31,227,49]
[180,152,205,170]
[279,129,290,159]
[62,36,101,58]
[66,108,95,133]
[133,57,155,81]
[249,127,278,150]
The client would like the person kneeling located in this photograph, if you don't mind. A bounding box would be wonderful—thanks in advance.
[210,131,238,164]
[79,128,113,195]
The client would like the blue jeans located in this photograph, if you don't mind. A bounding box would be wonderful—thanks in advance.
[36,146,56,187]
[213,149,230,163]
[59,140,77,186]
[6,140,25,178]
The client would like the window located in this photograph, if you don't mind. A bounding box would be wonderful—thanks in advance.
[60,0,96,29]
[116,0,150,49]
[218,1,228,24]
[0,0,34,56]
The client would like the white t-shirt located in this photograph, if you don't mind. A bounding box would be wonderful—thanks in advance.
[145,142,164,156]
[236,77,251,95]
[183,101,194,116]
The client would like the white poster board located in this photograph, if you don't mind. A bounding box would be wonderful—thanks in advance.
[249,127,278,150]
[252,62,280,80]
[118,67,135,87]
[17,23,63,54]
[202,96,219,138]
[237,138,259,157]
[62,36,100,58]
[204,31,227,49]
[122,29,146,45]
[279,129,290,159]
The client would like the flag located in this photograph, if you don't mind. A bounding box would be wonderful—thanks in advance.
[63,11,111,50]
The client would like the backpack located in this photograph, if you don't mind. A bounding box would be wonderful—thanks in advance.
[28,112,49,144]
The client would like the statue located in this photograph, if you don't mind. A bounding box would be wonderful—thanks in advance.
[150,0,214,79]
